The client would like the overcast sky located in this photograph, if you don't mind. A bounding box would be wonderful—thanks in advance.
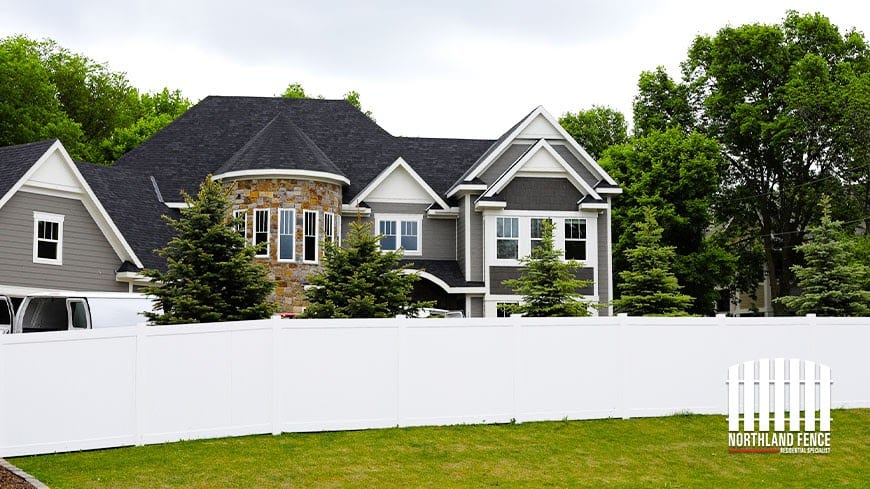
[2,1,869,139]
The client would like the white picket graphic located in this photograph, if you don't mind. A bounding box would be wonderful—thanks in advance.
[727,358,832,433]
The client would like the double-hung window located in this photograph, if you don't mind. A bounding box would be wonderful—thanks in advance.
[323,212,336,245]
[303,210,318,262]
[377,215,421,255]
[564,218,587,260]
[278,208,295,261]
[253,208,270,257]
[233,209,247,238]
[530,218,550,255]
[496,217,519,259]
[33,212,64,265]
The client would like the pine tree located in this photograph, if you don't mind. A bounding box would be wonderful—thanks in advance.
[302,220,433,318]
[502,220,592,317]
[614,208,693,316]
[774,197,870,316]
[142,177,277,324]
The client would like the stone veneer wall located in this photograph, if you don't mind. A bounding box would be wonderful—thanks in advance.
[229,178,342,313]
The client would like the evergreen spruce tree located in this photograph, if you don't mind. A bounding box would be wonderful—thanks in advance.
[502,220,592,317]
[302,220,433,318]
[614,208,693,316]
[142,177,276,324]
[774,197,870,316]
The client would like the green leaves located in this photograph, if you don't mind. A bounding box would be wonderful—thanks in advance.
[558,105,628,160]
[141,177,277,324]
[302,220,432,318]
[614,208,693,316]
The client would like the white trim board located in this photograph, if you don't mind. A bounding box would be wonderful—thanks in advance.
[350,157,450,210]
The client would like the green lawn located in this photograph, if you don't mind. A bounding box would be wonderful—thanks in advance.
[10,409,869,488]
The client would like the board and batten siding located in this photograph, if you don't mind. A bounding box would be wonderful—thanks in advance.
[0,191,127,292]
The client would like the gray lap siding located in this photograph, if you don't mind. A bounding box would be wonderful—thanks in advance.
[0,191,127,292]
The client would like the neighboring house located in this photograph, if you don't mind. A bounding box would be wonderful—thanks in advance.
[0,97,621,317]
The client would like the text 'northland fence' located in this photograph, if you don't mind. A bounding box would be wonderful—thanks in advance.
[0,315,868,457]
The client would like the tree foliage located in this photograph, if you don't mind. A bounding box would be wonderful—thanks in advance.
[142,177,277,324]
[502,220,592,317]
[679,11,870,312]
[0,35,191,164]
[558,105,628,160]
[302,220,432,318]
[774,197,870,316]
[601,127,734,315]
[280,82,375,119]
[614,208,693,316]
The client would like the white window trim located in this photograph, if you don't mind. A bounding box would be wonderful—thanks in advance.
[496,216,520,260]
[233,209,247,240]
[484,211,597,269]
[303,210,319,263]
[33,211,64,265]
[253,208,270,258]
[323,212,336,245]
[375,214,423,256]
[278,208,296,262]
[564,218,587,261]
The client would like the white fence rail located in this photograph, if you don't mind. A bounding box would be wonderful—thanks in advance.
[0,315,868,457]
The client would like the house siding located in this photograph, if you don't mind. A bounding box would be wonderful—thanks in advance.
[498,177,582,211]
[597,212,610,316]
[469,296,483,318]
[488,266,594,295]
[456,197,466,272]
[0,191,127,292]
[552,145,599,184]
[367,202,456,261]
[469,205,483,281]
[479,144,531,185]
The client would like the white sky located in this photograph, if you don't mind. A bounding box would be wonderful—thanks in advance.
[2,1,868,139]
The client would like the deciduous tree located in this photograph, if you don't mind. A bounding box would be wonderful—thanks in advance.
[558,105,628,160]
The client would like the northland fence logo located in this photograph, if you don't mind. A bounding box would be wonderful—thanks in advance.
[727,358,832,454]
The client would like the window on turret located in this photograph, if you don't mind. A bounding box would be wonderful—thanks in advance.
[278,208,295,261]
[253,209,270,257]
[303,210,318,263]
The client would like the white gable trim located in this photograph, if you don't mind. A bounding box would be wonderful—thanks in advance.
[481,139,601,201]
[349,157,450,210]
[0,141,144,269]
[462,106,618,187]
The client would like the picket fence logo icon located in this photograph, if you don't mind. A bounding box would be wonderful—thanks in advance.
[727,358,832,454]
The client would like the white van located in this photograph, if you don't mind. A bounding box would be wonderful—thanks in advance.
[12,292,153,333]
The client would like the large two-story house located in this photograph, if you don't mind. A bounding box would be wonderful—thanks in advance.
[0,97,621,317]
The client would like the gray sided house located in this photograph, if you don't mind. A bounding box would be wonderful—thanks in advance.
[0,98,621,317]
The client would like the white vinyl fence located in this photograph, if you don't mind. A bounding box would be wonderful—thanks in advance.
[0,315,867,457]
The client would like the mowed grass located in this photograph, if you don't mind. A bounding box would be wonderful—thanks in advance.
[10,409,869,489]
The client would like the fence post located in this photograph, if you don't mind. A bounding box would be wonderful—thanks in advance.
[135,324,147,446]
[616,313,629,419]
[271,318,281,436]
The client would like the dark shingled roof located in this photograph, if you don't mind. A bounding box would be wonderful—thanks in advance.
[393,137,494,199]
[0,139,57,200]
[76,161,178,271]
[401,259,484,288]
[216,114,345,177]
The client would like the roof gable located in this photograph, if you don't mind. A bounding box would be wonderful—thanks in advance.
[350,157,450,209]
[481,139,600,201]
[449,106,619,197]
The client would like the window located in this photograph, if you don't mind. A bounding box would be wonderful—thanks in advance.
[564,218,586,260]
[496,217,519,259]
[303,210,318,262]
[253,209,270,257]
[233,209,247,238]
[530,218,551,254]
[67,299,89,329]
[278,208,295,261]
[33,212,64,265]
[323,212,336,244]
[377,215,422,255]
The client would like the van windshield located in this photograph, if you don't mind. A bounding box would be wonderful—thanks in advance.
[0,297,11,328]
[20,298,69,332]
